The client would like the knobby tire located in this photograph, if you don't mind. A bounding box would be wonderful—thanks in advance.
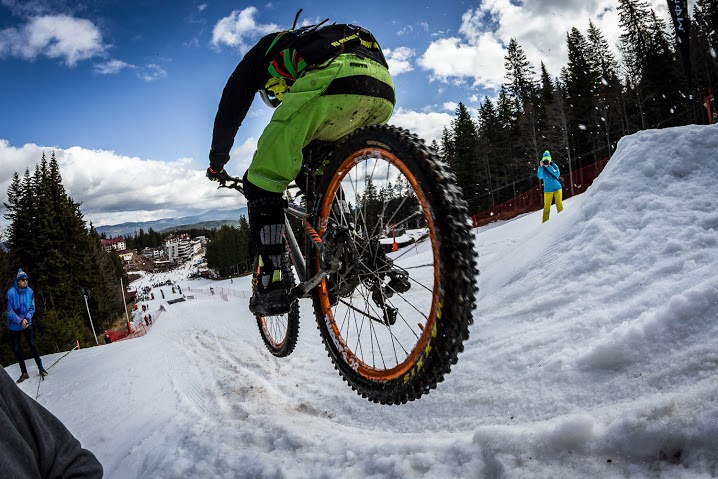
[311,124,478,404]
[255,252,300,357]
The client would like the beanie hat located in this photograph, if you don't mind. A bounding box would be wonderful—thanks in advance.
[17,269,28,281]
[542,151,552,162]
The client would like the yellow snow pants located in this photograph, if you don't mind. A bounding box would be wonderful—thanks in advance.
[542,189,564,223]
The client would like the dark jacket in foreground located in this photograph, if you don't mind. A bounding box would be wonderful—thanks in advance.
[0,367,103,478]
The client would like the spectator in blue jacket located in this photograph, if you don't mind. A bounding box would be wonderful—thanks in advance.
[6,269,47,383]
[537,150,564,223]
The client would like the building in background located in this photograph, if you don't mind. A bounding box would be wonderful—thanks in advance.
[101,237,126,252]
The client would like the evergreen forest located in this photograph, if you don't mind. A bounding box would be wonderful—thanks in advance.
[435,0,717,215]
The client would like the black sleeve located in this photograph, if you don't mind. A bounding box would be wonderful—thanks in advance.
[0,368,103,478]
[209,34,274,169]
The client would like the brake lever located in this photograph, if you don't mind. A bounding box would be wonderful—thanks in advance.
[217,175,244,193]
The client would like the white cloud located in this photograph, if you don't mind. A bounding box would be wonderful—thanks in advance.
[211,7,278,53]
[443,102,458,112]
[94,59,134,75]
[92,60,166,82]
[418,35,505,90]
[227,137,258,178]
[384,46,415,75]
[137,64,167,82]
[418,0,671,92]
[0,14,105,66]
[0,140,246,227]
[396,25,413,37]
[390,107,453,146]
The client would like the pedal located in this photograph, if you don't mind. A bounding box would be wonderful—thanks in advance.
[250,288,290,316]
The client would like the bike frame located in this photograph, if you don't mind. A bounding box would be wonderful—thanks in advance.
[222,178,335,301]
[283,199,332,300]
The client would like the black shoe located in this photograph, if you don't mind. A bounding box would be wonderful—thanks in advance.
[39,369,48,378]
[16,372,29,383]
[249,281,290,316]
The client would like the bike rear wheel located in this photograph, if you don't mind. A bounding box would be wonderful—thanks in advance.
[254,252,300,357]
[311,124,478,404]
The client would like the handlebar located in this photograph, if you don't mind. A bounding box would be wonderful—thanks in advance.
[217,175,244,193]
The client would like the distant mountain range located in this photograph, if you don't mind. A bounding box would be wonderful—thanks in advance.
[95,208,248,238]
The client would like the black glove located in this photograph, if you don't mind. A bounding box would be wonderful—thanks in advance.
[206,166,230,184]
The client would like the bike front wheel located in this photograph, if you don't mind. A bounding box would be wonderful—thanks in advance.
[311,124,478,404]
[254,252,300,357]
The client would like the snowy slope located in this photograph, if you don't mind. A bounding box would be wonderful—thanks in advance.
[6,124,718,478]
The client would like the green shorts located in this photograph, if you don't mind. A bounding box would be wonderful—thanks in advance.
[247,54,395,192]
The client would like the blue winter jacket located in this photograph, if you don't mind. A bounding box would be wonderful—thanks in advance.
[537,163,562,193]
[6,279,35,331]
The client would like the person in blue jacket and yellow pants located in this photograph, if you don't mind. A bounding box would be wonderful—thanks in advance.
[537,150,564,223]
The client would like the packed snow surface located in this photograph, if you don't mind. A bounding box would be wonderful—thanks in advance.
[6,124,718,478]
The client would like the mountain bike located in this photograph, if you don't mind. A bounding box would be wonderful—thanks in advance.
[219,124,478,405]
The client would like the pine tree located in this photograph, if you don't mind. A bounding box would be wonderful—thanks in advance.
[536,62,556,139]
[539,63,555,108]
[618,0,685,129]
[543,80,575,189]
[504,38,536,112]
[693,0,718,123]
[563,27,598,166]
[3,172,22,248]
[645,10,685,126]
[618,0,654,129]
[477,98,500,207]
[587,21,624,156]
[448,103,482,213]
[495,86,523,199]
[438,127,454,166]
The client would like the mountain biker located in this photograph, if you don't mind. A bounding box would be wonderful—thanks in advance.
[206,14,395,316]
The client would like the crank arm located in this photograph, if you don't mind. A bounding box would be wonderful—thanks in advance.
[290,270,329,300]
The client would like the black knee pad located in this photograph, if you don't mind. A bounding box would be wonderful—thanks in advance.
[243,172,287,269]
[243,173,285,229]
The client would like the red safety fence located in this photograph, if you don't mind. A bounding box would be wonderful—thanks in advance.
[473,158,609,228]
[103,307,165,343]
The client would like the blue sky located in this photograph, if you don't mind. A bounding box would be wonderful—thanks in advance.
[0,0,673,228]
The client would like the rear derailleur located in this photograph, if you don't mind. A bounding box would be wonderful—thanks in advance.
[370,269,411,326]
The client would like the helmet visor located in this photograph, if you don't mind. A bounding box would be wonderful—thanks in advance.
[259,88,281,108]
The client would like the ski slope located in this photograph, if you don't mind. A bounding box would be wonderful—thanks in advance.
[6,124,718,478]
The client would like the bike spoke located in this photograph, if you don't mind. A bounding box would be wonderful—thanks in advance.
[310,124,477,403]
[333,286,418,370]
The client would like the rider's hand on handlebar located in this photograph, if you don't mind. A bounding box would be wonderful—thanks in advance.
[206,166,230,185]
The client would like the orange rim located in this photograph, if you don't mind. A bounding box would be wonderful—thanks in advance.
[315,147,440,381]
